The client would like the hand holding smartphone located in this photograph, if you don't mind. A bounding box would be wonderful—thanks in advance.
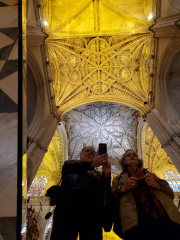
[99,143,107,155]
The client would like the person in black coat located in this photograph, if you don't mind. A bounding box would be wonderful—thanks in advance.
[50,146,111,240]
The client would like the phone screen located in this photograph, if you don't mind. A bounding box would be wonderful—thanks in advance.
[99,143,107,155]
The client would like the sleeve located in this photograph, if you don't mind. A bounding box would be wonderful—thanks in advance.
[62,160,94,176]
[101,172,111,192]
[152,173,174,200]
[111,176,124,202]
[101,173,113,232]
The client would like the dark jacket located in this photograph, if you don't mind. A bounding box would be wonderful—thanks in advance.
[60,160,112,231]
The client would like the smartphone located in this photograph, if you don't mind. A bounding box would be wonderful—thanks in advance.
[99,143,107,155]
[136,178,145,187]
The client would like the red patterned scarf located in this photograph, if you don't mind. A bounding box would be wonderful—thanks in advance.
[128,168,165,219]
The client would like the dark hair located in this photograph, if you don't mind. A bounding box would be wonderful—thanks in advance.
[81,146,95,156]
[119,149,143,171]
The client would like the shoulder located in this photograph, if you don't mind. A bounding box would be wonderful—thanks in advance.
[112,171,128,185]
[63,160,74,167]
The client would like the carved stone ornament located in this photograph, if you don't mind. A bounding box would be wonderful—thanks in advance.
[64,102,138,167]
[47,34,151,116]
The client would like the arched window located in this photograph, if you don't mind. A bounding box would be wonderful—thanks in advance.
[165,171,180,192]
[27,176,47,196]
[111,164,116,169]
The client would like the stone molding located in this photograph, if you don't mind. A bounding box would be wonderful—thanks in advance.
[150,15,180,37]
[23,196,50,204]
[137,117,146,160]
[27,26,48,46]
[27,50,45,138]
[58,123,68,163]
[158,39,180,132]
[40,45,57,115]
[169,0,180,12]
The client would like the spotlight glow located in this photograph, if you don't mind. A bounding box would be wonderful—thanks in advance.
[148,13,153,20]
[44,21,48,26]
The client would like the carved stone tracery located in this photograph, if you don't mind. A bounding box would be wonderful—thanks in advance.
[47,34,151,117]
[64,102,138,168]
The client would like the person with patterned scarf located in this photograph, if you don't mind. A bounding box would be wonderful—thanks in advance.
[111,149,180,240]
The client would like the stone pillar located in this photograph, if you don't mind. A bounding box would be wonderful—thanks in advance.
[27,115,59,190]
[27,26,48,46]
[146,109,180,172]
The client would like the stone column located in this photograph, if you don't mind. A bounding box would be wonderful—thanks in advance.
[146,109,180,172]
[27,115,59,190]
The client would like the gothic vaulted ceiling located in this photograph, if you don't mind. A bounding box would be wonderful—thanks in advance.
[64,102,138,165]
[39,0,155,118]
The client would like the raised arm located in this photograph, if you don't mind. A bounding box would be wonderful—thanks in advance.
[62,151,109,177]
[62,160,94,176]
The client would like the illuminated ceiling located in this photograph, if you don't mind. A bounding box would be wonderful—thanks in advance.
[39,0,154,118]
[64,102,138,165]
[42,0,154,37]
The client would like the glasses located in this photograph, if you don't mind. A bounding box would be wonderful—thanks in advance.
[126,153,138,157]
[85,149,95,155]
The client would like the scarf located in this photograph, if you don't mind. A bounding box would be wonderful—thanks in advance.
[128,168,165,219]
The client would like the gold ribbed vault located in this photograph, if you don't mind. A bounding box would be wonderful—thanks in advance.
[47,33,151,117]
[38,0,154,118]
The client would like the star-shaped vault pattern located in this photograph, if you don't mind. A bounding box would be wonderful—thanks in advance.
[64,102,138,162]
[47,34,150,117]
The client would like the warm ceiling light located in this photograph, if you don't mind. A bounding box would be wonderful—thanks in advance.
[44,21,48,26]
[148,13,153,20]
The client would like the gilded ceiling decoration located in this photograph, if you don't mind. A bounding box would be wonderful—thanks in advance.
[37,0,155,117]
[142,123,179,179]
[40,0,154,37]
[47,34,151,117]
[64,102,138,167]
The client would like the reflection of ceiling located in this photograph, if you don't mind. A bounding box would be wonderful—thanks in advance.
[64,102,138,161]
